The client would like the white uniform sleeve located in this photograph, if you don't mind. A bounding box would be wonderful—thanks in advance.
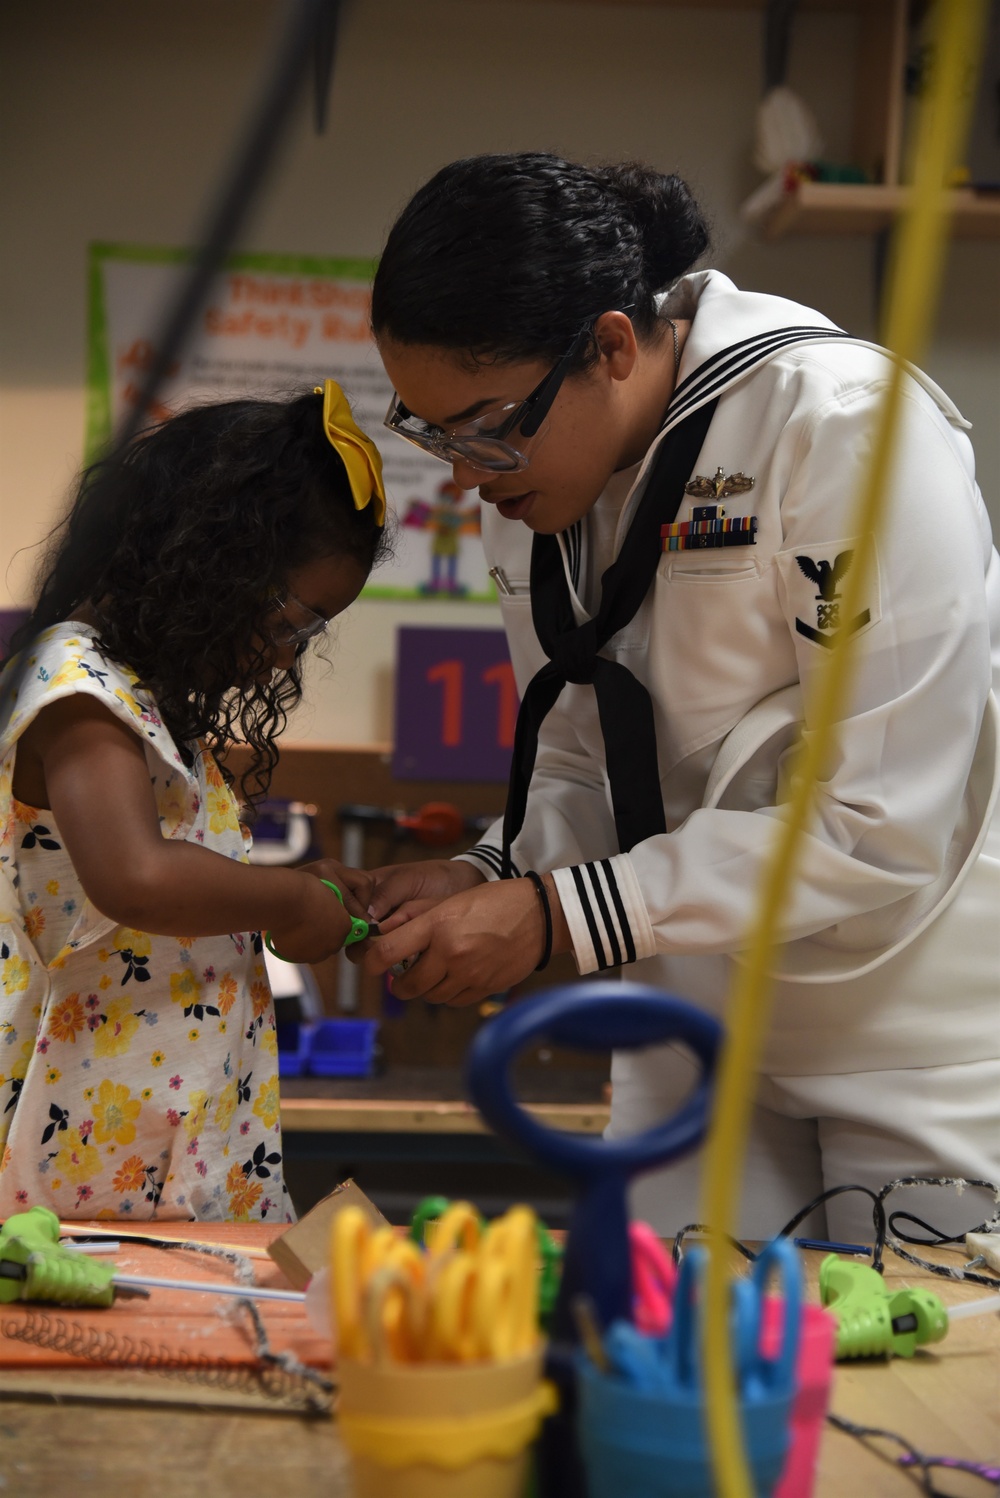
[550,383,997,972]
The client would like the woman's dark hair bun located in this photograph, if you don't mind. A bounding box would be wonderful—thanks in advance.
[595,162,710,291]
[372,151,710,365]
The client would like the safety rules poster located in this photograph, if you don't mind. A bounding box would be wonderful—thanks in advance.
[86,243,491,601]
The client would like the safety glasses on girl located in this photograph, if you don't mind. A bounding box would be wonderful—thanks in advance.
[383,321,596,474]
[268,593,329,650]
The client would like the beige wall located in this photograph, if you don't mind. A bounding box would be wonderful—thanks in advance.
[2,0,997,744]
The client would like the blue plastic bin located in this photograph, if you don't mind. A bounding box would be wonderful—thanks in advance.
[276,1020,313,1077]
[307,1019,379,1078]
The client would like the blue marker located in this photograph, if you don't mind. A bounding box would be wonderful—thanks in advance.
[794,1238,872,1257]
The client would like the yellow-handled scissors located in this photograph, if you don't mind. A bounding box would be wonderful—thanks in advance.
[425,1249,481,1361]
[364,1262,427,1363]
[474,1206,539,1360]
[332,1208,426,1360]
[425,1200,481,1258]
[425,1206,539,1362]
[333,1203,539,1363]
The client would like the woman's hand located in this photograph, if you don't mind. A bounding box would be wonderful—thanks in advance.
[366,859,486,932]
[362,874,568,1007]
[265,873,354,965]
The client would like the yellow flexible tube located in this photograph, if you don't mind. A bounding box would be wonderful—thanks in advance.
[697,3,990,1492]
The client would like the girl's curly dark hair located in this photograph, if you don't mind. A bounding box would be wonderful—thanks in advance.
[8,390,389,801]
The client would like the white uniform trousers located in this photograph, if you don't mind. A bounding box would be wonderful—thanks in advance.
[608,1047,1000,1244]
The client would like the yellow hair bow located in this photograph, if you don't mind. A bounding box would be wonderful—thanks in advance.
[314,379,386,527]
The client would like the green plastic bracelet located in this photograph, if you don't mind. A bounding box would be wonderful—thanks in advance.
[263,930,288,961]
[263,878,369,962]
[319,878,370,946]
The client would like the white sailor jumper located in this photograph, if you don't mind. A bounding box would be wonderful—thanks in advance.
[458,271,1000,1099]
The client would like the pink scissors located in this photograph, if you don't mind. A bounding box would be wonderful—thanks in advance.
[630,1220,677,1336]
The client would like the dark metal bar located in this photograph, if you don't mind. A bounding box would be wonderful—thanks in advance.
[114,0,334,451]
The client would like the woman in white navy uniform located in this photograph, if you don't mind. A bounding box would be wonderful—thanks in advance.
[363,153,1000,1242]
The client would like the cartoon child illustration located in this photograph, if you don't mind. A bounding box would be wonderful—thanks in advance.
[402,480,481,596]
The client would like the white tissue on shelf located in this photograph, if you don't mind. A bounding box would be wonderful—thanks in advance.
[753,84,824,174]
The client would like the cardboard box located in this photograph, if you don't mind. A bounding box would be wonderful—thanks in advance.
[268,1179,388,1290]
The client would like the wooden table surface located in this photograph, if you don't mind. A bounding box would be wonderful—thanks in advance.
[0,1225,996,1497]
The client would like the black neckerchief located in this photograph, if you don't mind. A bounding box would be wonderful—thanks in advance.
[501,396,718,875]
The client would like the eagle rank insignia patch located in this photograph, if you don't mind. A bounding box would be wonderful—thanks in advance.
[776,540,881,650]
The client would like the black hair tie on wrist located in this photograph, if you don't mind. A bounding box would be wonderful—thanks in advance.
[525,870,553,972]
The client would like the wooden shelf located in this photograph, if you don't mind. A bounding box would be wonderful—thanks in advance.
[760,181,1000,239]
[280,1096,610,1135]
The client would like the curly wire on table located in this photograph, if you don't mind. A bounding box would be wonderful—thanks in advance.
[878,1176,1000,1289]
[671,1179,1000,1496]
[897,1453,1000,1487]
[671,1176,1000,1287]
[671,1183,889,1271]
[828,1412,1000,1497]
[774,1183,889,1272]
[671,1223,757,1266]
[160,1238,334,1398]
[2,1234,334,1411]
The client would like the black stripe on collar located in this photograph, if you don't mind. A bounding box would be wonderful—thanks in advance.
[559,521,583,594]
[665,328,853,431]
[670,324,847,408]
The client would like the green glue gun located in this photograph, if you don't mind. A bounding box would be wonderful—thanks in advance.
[0,1205,117,1308]
[819,1254,948,1359]
[0,1205,310,1309]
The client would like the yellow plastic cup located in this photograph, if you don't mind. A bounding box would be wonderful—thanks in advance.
[337,1349,556,1498]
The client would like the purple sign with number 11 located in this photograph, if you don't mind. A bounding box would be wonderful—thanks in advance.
[392,626,519,783]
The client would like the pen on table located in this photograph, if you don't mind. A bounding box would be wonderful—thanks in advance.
[793,1238,872,1257]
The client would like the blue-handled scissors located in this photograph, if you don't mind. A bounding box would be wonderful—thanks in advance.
[664,1235,802,1401]
[466,980,722,1342]
[585,1237,802,1497]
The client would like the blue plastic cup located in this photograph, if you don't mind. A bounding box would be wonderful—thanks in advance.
[575,1239,801,1498]
[575,1358,793,1498]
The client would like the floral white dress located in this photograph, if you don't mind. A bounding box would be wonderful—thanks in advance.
[0,624,291,1222]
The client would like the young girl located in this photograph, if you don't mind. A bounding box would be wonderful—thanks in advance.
[0,381,387,1221]
[362,153,1000,1242]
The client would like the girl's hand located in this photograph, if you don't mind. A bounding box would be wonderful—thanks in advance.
[299,858,374,920]
[366,859,486,932]
[266,874,353,964]
[362,875,567,1007]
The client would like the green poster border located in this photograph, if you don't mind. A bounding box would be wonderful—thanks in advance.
[85,243,497,602]
[85,242,378,462]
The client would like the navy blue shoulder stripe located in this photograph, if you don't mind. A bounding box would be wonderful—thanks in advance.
[669,325,847,408]
[666,328,856,432]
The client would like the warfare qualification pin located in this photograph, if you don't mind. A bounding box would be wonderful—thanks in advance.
[685,467,755,500]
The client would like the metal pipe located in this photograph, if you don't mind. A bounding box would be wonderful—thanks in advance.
[111,1272,306,1304]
